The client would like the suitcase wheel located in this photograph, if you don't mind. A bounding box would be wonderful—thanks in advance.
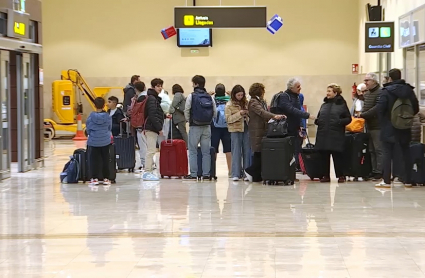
[111,180,116,184]
[284,180,294,186]
[128,168,135,173]
[310,178,314,181]
[161,175,164,179]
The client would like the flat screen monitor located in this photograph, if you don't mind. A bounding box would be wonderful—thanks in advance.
[177,28,212,47]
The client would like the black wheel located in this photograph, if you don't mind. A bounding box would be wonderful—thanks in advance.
[310,178,314,181]
[263,181,266,185]
[214,177,218,181]
[169,176,171,179]
[111,180,116,184]
[161,175,164,179]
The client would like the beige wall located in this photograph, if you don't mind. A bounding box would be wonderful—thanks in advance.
[43,0,360,119]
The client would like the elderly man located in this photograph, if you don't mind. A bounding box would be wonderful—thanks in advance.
[276,78,315,171]
[360,72,383,181]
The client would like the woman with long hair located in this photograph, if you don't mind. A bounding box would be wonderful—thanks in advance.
[169,84,188,145]
[225,85,250,181]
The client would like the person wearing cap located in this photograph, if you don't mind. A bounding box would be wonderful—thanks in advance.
[351,83,366,117]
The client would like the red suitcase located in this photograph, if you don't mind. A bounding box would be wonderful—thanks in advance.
[160,138,188,178]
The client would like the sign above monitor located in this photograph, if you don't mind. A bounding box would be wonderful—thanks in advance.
[174,6,267,29]
[365,21,395,53]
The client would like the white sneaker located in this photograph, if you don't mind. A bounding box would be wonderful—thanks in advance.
[142,172,160,181]
[244,177,249,182]
[232,177,239,181]
[244,171,253,182]
[103,179,111,185]
[89,179,99,185]
[375,181,391,188]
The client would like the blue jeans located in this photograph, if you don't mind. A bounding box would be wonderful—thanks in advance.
[188,125,211,177]
[231,129,251,178]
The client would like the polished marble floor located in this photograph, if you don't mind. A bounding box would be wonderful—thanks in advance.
[1,140,425,277]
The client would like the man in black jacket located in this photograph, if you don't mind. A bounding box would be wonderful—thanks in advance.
[361,72,383,180]
[276,78,315,171]
[376,69,419,188]
[123,75,140,114]
[142,79,165,181]
[107,96,125,136]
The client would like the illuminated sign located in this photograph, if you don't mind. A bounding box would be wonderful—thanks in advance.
[14,22,25,36]
[365,21,395,53]
[175,6,266,29]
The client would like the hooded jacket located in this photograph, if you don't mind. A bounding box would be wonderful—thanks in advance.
[123,83,136,113]
[361,84,381,130]
[314,95,351,153]
[108,107,125,136]
[86,111,112,147]
[378,80,419,144]
[145,89,165,134]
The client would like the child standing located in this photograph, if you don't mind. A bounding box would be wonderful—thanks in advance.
[107,96,125,136]
[86,97,113,185]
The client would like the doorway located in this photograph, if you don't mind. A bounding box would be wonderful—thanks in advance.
[0,50,10,179]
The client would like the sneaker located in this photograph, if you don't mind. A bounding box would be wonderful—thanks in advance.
[404,183,413,188]
[375,181,391,188]
[183,175,197,181]
[142,172,160,181]
[228,172,232,178]
[89,179,99,185]
[103,179,111,185]
[244,177,249,182]
[394,178,403,184]
[244,171,253,182]
[232,177,239,181]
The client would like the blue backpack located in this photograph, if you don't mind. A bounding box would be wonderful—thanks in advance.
[60,156,79,184]
[191,92,214,125]
[213,101,228,128]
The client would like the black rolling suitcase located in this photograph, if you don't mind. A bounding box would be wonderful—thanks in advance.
[343,133,372,180]
[197,147,217,180]
[299,135,324,180]
[409,143,425,185]
[73,148,89,182]
[261,137,296,185]
[114,123,136,172]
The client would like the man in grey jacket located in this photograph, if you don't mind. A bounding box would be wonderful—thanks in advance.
[360,72,383,181]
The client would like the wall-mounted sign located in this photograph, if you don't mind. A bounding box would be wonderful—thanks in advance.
[365,21,395,53]
[7,9,29,39]
[352,64,359,74]
[174,6,267,29]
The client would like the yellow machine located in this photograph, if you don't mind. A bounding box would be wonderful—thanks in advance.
[44,70,123,139]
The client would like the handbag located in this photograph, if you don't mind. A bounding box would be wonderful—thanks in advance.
[346,117,365,133]
[266,118,288,138]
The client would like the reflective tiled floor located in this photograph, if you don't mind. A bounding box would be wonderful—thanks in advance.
[1,140,425,277]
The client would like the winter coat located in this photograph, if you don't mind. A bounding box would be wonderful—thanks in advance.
[145,89,165,134]
[276,90,310,136]
[86,111,112,147]
[411,112,425,143]
[169,92,186,124]
[378,80,419,144]
[159,89,172,114]
[248,97,276,152]
[315,95,352,153]
[108,107,125,136]
[361,84,381,130]
[123,83,136,113]
[225,100,249,133]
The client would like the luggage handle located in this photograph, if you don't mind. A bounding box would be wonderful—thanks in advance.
[164,118,174,146]
[119,121,131,138]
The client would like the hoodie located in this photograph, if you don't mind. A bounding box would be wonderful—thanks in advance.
[378,79,420,144]
[123,83,136,113]
[86,111,112,147]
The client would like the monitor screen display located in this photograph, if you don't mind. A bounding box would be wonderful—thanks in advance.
[177,28,212,47]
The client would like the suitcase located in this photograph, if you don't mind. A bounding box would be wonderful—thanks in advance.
[299,135,324,180]
[409,143,425,185]
[197,146,217,180]
[73,148,89,182]
[343,133,372,179]
[114,123,136,172]
[159,138,188,178]
[261,136,296,185]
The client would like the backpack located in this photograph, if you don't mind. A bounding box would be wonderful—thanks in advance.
[191,92,214,125]
[130,97,148,128]
[61,156,79,183]
[391,97,415,129]
[213,101,227,128]
[270,91,287,114]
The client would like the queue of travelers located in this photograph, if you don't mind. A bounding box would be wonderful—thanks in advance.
[83,69,424,188]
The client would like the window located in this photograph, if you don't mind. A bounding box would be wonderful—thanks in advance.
[0,13,6,36]
[28,20,38,43]
[13,0,25,13]
[419,45,425,105]
[406,47,415,84]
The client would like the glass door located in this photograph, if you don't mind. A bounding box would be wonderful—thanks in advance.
[17,53,35,172]
[0,51,10,179]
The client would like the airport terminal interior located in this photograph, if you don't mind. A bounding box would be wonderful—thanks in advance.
[2,0,425,277]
